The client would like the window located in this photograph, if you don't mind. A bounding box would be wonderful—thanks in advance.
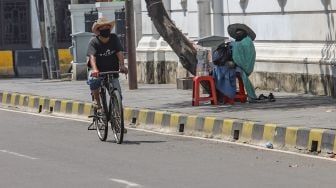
[0,0,31,49]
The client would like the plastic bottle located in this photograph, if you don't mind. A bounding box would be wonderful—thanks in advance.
[203,63,209,76]
[196,60,204,76]
[196,48,211,76]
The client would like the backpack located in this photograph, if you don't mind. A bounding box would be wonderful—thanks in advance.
[212,42,232,66]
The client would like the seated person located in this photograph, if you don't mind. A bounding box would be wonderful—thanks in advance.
[228,24,258,102]
[231,31,257,102]
[212,24,258,103]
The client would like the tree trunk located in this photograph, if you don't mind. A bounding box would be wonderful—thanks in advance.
[145,0,197,75]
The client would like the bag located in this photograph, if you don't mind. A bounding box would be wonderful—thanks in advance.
[212,42,232,66]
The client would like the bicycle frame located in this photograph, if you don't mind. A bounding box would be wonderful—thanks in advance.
[88,71,125,143]
[100,71,121,96]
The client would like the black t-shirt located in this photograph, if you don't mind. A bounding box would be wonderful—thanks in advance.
[87,33,123,77]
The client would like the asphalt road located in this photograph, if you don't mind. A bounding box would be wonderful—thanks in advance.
[0,108,335,188]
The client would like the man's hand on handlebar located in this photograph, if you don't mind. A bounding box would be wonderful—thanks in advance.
[91,69,100,77]
[120,65,128,75]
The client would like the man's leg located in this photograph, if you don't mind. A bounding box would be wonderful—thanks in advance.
[91,89,101,109]
[111,78,122,97]
[88,70,102,109]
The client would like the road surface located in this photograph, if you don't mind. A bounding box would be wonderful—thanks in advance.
[0,108,335,188]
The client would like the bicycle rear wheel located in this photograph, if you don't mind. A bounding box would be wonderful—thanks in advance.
[109,89,124,144]
[96,89,109,141]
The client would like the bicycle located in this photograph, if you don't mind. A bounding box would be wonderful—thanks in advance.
[88,71,125,144]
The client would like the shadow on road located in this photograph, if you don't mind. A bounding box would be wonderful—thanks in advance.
[107,140,167,145]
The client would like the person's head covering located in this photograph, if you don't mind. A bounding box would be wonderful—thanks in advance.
[228,23,256,41]
[91,17,115,35]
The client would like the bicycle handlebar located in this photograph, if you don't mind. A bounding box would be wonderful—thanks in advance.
[90,70,127,79]
[98,71,121,76]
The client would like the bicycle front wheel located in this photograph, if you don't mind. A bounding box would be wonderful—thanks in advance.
[96,89,109,141]
[109,89,124,144]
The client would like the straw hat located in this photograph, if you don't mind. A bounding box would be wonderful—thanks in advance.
[91,17,115,35]
[228,23,256,41]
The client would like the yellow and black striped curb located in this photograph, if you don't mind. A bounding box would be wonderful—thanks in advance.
[0,91,93,117]
[1,91,335,154]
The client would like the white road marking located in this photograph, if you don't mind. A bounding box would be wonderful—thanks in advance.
[0,107,335,162]
[109,178,142,187]
[0,149,38,160]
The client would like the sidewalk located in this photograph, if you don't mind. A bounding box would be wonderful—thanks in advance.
[1,78,335,129]
[0,78,336,154]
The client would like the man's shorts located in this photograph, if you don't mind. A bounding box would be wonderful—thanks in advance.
[87,70,102,90]
[87,70,122,95]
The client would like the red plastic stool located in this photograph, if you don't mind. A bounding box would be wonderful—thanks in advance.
[235,73,247,103]
[223,73,247,104]
[192,76,218,106]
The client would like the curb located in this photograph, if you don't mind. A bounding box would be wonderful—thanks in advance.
[0,91,92,117]
[1,91,335,155]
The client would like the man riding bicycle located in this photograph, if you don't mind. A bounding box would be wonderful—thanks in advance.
[87,17,128,110]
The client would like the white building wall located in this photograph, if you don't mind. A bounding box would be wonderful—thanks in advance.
[136,0,336,94]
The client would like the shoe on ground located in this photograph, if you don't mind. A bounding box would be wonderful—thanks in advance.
[258,94,268,100]
[268,93,276,102]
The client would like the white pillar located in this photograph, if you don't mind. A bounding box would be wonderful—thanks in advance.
[137,0,160,49]
[162,0,171,16]
[30,0,41,48]
[212,0,224,36]
[95,2,125,33]
[68,4,96,34]
[157,0,171,49]
[134,0,142,45]
[197,0,211,37]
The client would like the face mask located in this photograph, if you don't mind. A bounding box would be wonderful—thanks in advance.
[99,29,111,38]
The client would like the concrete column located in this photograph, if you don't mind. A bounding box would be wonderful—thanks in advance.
[134,0,142,45]
[95,2,125,33]
[197,0,211,37]
[137,0,160,49]
[68,4,96,34]
[212,0,224,36]
[158,0,171,49]
[162,0,171,16]
[30,0,41,48]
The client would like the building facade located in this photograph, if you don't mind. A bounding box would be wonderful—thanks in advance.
[0,0,125,78]
[137,0,336,96]
[0,0,75,77]
[0,0,335,96]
